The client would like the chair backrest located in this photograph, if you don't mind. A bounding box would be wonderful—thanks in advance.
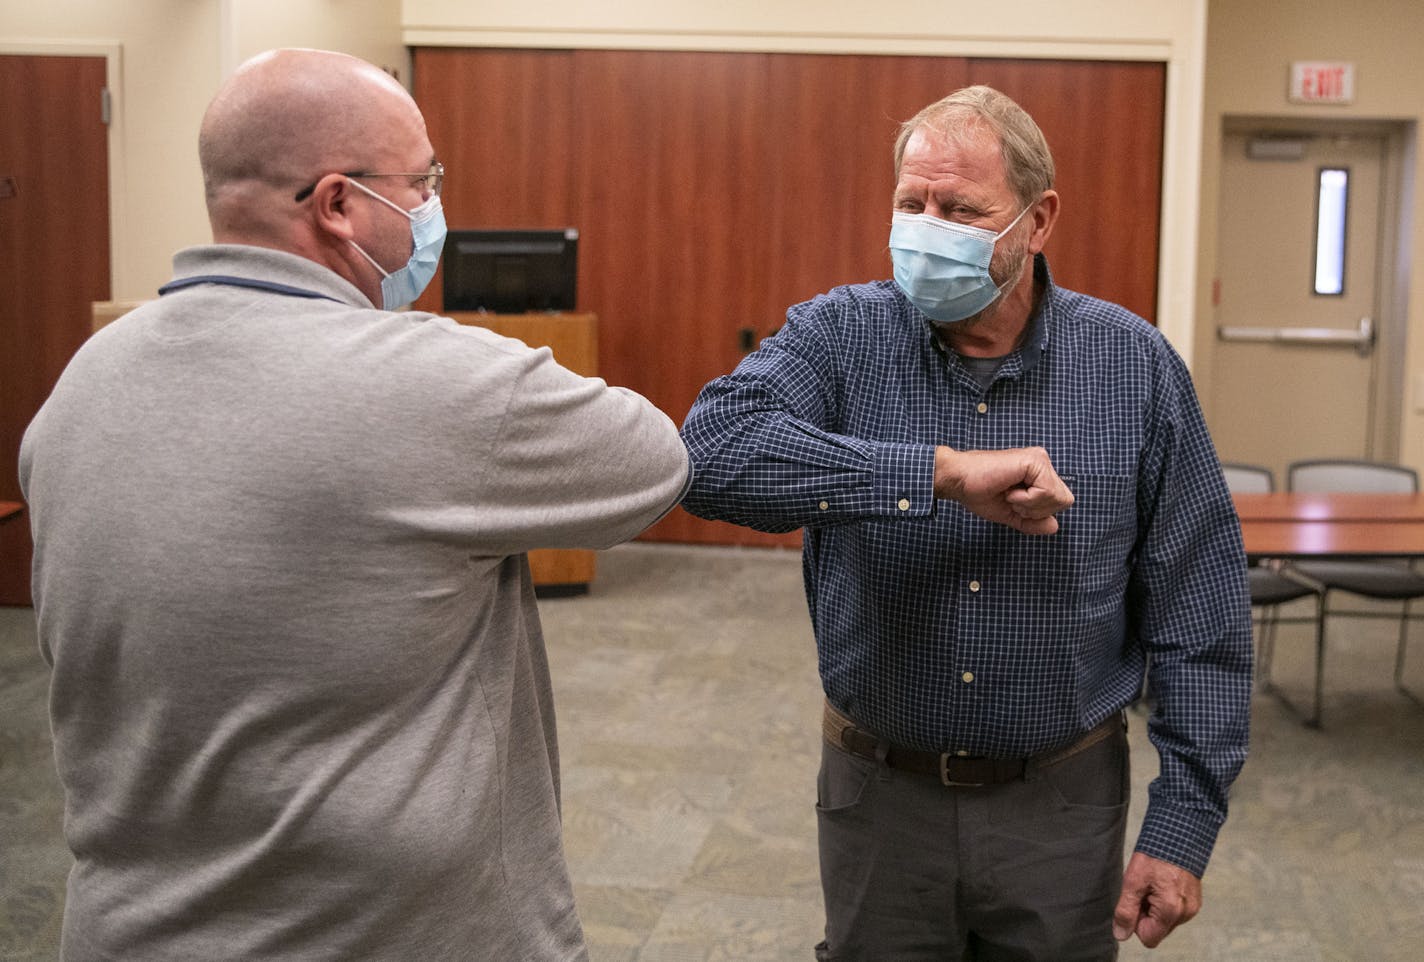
[1287,459,1419,494]
[1221,462,1274,494]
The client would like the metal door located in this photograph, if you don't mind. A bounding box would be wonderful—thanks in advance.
[1209,126,1391,482]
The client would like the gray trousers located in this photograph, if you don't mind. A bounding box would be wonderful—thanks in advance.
[814,718,1129,962]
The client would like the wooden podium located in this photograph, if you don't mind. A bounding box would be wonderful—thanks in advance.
[449,312,599,595]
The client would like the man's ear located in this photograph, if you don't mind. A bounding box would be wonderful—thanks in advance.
[310,174,357,242]
[1027,190,1060,254]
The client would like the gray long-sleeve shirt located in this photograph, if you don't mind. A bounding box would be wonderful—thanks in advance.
[19,244,690,961]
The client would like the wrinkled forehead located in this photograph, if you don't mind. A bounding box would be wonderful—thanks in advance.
[897,124,1012,193]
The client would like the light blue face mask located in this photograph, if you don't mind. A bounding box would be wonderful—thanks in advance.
[888,206,1030,323]
[346,178,447,310]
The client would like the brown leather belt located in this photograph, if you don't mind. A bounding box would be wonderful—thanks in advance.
[822,699,1122,787]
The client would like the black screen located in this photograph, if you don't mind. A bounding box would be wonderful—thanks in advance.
[442,228,578,313]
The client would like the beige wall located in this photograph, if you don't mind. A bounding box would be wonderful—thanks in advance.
[405,0,1192,56]
[221,0,405,80]
[2,0,403,300]
[1198,0,1423,472]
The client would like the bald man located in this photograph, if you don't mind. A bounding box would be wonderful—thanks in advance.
[20,49,689,961]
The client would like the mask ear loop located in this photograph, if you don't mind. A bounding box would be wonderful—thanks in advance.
[343,177,419,281]
[348,239,391,280]
[993,202,1034,241]
[345,176,418,220]
[981,204,1037,306]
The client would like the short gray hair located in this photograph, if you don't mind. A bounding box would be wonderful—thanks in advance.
[893,85,1055,207]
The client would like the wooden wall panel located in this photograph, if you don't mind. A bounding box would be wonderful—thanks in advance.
[1,55,111,604]
[568,50,787,546]
[966,59,1164,321]
[411,49,1165,548]
[573,50,773,421]
[760,54,972,314]
[410,47,578,314]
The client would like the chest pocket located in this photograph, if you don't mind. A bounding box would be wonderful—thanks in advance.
[1038,472,1138,610]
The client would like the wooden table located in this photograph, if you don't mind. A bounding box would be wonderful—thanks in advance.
[1232,491,1424,727]
[1234,492,1424,560]
[1240,520,1424,560]
[1233,491,1424,524]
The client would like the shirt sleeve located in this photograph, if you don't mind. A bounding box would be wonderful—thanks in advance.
[679,299,937,533]
[470,348,693,553]
[1129,339,1254,877]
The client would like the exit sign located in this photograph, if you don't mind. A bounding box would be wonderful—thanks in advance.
[1289,61,1355,104]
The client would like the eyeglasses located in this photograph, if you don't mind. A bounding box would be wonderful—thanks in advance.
[293,162,444,202]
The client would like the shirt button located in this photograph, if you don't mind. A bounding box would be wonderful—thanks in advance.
[955,749,971,757]
[968,580,981,592]
[976,402,988,414]
[819,500,829,511]
[897,498,911,511]
[962,671,975,683]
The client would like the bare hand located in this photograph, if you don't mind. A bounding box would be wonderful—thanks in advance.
[1113,852,1203,948]
[932,446,1073,535]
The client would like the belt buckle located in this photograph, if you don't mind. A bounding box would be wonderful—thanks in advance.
[939,753,984,787]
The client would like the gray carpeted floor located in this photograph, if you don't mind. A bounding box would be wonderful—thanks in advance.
[3,542,1422,960]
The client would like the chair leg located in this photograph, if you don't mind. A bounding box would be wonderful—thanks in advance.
[1258,605,1278,689]
[1397,598,1413,685]
[1260,592,1326,728]
[1398,599,1422,707]
[1309,595,1326,729]
[1258,611,1270,688]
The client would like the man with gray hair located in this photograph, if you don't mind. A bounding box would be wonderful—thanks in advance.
[681,85,1252,960]
[19,48,691,961]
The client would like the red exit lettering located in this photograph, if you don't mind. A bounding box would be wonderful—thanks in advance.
[1291,61,1354,104]
[1305,66,1345,99]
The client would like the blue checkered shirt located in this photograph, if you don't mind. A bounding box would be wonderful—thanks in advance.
[680,257,1252,877]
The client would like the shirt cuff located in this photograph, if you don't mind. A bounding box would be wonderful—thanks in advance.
[1133,798,1225,878]
[869,443,937,519]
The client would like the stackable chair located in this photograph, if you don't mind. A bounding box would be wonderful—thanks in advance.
[1220,463,1323,722]
[1284,459,1424,726]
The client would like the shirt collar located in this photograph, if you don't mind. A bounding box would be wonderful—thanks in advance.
[1017,253,1053,373]
[918,252,1055,377]
[170,244,376,310]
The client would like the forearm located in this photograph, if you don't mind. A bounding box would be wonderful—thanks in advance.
[1133,500,1253,876]
[681,411,938,532]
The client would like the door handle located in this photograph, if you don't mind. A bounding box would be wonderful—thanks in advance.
[1216,317,1374,356]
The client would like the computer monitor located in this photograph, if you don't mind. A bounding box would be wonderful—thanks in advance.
[442,228,579,313]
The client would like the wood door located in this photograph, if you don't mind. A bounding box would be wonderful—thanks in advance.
[412,50,1165,547]
[0,55,111,605]
[1210,128,1388,481]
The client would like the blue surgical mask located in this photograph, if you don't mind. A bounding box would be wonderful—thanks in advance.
[346,179,447,310]
[889,206,1031,323]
